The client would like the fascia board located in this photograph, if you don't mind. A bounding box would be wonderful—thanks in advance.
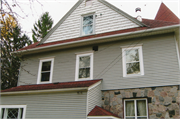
[39,0,84,44]
[0,87,88,96]
[98,0,146,27]
[13,24,180,55]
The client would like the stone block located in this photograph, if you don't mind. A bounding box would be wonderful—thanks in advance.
[150,114,156,119]
[160,91,167,97]
[170,87,177,93]
[144,89,148,97]
[148,90,154,97]
[151,87,156,90]
[159,96,164,102]
[163,87,171,93]
[164,102,171,107]
[156,113,162,117]
[172,97,176,103]
[154,90,160,96]
[148,97,152,103]
[105,99,109,105]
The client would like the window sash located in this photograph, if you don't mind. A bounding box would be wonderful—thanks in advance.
[81,14,94,36]
[75,52,93,81]
[122,46,144,77]
[124,99,148,119]
[1,106,26,119]
[37,58,54,84]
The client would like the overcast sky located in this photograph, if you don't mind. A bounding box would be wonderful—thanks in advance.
[10,0,180,40]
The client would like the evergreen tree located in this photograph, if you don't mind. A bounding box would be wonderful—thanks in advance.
[32,12,53,42]
[1,15,32,90]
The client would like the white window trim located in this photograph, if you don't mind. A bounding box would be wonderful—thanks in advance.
[122,46,144,77]
[81,13,95,36]
[0,105,27,119]
[75,52,93,81]
[124,98,148,119]
[37,58,54,84]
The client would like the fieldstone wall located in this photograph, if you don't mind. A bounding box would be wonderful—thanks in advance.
[102,85,180,119]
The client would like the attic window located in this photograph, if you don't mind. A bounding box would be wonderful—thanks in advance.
[86,0,92,6]
[81,14,95,36]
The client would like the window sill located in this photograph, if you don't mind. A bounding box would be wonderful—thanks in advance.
[123,74,144,78]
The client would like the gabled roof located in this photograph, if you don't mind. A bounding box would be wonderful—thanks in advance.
[88,106,120,118]
[39,0,146,44]
[1,79,102,93]
[155,2,179,23]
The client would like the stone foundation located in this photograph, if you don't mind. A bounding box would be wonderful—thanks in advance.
[102,85,180,119]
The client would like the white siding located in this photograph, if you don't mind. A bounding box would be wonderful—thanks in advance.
[44,0,139,43]
[88,83,102,113]
[1,92,87,119]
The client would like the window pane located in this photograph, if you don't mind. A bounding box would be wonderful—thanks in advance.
[83,15,93,25]
[20,108,24,118]
[1,108,5,118]
[126,49,139,62]
[79,68,90,78]
[41,72,50,82]
[42,61,51,71]
[79,56,90,68]
[126,62,140,74]
[83,25,93,35]
[137,100,147,116]
[7,108,19,118]
[126,101,135,116]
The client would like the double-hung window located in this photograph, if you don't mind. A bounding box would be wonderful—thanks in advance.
[1,105,26,119]
[124,99,148,119]
[75,52,93,81]
[122,45,144,77]
[37,58,54,84]
[81,14,95,36]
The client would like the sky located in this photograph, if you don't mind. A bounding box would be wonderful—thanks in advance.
[9,0,180,41]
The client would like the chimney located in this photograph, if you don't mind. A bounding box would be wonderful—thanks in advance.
[135,7,142,22]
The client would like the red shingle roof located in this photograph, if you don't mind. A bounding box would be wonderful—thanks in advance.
[88,106,120,118]
[1,79,102,92]
[155,2,180,23]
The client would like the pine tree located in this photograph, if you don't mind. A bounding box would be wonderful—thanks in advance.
[1,15,32,90]
[32,12,53,42]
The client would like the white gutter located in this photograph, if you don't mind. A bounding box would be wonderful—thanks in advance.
[0,87,88,96]
[14,24,180,54]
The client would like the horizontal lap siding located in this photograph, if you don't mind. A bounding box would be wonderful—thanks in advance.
[18,47,92,86]
[88,83,102,113]
[45,0,138,43]
[19,33,180,90]
[94,33,180,90]
[1,92,87,119]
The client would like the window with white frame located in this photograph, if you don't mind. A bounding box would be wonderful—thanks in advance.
[75,52,93,81]
[124,99,148,119]
[122,46,144,77]
[1,105,26,119]
[37,58,54,84]
[81,14,95,36]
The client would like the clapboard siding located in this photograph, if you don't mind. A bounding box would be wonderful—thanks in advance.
[19,33,180,90]
[1,92,87,119]
[44,0,139,43]
[88,83,102,113]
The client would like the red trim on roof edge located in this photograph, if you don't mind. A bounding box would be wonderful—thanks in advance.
[88,106,120,118]
[17,19,179,52]
[1,79,102,92]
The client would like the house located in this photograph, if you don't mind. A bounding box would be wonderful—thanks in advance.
[1,0,180,119]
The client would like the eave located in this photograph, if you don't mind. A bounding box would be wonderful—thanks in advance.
[13,24,180,56]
